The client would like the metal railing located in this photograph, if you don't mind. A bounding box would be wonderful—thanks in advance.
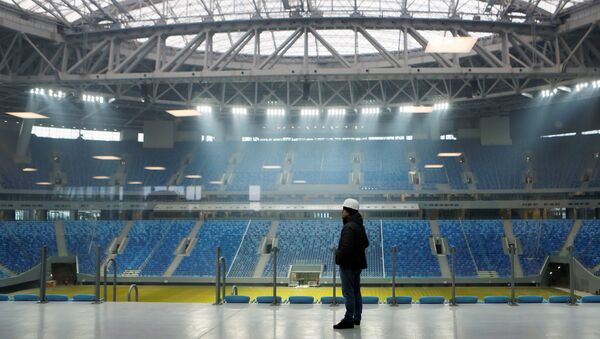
[509,243,517,306]
[271,246,279,306]
[38,245,48,304]
[103,258,117,302]
[330,246,338,307]
[390,246,398,307]
[449,247,457,307]
[127,284,139,302]
[568,246,578,306]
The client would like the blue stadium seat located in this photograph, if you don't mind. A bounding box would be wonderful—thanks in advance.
[386,296,412,304]
[419,296,445,304]
[361,296,379,304]
[14,294,39,301]
[484,296,509,304]
[581,296,600,303]
[73,294,96,302]
[513,220,572,276]
[517,295,544,304]
[256,296,282,304]
[224,295,250,303]
[46,294,69,302]
[0,294,9,301]
[288,296,314,304]
[548,295,572,303]
[321,296,345,304]
[455,296,478,304]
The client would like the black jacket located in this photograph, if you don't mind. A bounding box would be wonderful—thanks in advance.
[335,213,369,270]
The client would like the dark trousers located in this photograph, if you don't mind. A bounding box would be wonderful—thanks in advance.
[339,267,362,322]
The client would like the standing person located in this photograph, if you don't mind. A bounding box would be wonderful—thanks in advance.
[334,198,369,330]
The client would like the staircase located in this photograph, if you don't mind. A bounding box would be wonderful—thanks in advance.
[54,220,68,256]
[502,220,524,277]
[0,263,15,277]
[103,220,135,267]
[253,220,279,277]
[429,220,451,278]
[477,270,499,278]
[561,220,583,255]
[164,220,204,277]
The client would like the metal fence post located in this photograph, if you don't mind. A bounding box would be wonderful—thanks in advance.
[93,245,102,304]
[390,246,398,306]
[103,258,117,302]
[220,257,226,301]
[331,246,338,307]
[568,246,578,306]
[214,247,222,305]
[509,243,518,306]
[449,247,457,307]
[38,246,48,304]
[271,247,279,306]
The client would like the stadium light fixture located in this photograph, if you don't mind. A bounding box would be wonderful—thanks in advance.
[437,152,463,157]
[127,181,143,185]
[22,167,38,172]
[361,106,380,115]
[92,155,122,161]
[266,108,285,116]
[262,165,282,170]
[433,102,450,111]
[300,108,319,117]
[292,180,307,184]
[425,36,477,54]
[5,112,48,119]
[144,166,166,171]
[592,80,600,89]
[196,104,212,114]
[209,180,224,185]
[30,88,66,99]
[35,182,52,185]
[82,93,105,103]
[399,105,433,114]
[424,164,444,169]
[165,109,201,117]
[232,106,248,115]
[327,108,346,116]
[185,175,202,179]
[575,82,590,92]
[540,88,558,98]
[92,176,111,180]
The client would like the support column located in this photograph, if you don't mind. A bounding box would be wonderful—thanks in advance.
[15,119,34,163]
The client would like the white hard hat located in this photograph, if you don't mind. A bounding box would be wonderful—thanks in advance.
[342,198,359,211]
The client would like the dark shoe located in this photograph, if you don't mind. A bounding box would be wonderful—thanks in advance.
[333,319,355,329]
[354,319,361,326]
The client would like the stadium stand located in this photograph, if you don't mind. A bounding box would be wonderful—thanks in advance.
[0,270,9,279]
[440,220,510,276]
[361,141,412,190]
[381,220,440,277]
[264,220,341,278]
[139,220,196,276]
[64,220,125,275]
[226,143,286,191]
[0,221,57,273]
[117,220,185,274]
[512,220,572,275]
[179,143,235,189]
[227,220,272,277]
[2,138,600,191]
[573,219,600,270]
[462,141,527,190]
[175,220,247,277]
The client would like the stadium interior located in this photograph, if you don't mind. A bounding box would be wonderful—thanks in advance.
[0,0,600,338]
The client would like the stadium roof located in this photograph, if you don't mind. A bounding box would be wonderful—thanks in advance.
[0,0,591,56]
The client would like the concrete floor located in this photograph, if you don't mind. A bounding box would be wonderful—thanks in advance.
[1,302,599,339]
